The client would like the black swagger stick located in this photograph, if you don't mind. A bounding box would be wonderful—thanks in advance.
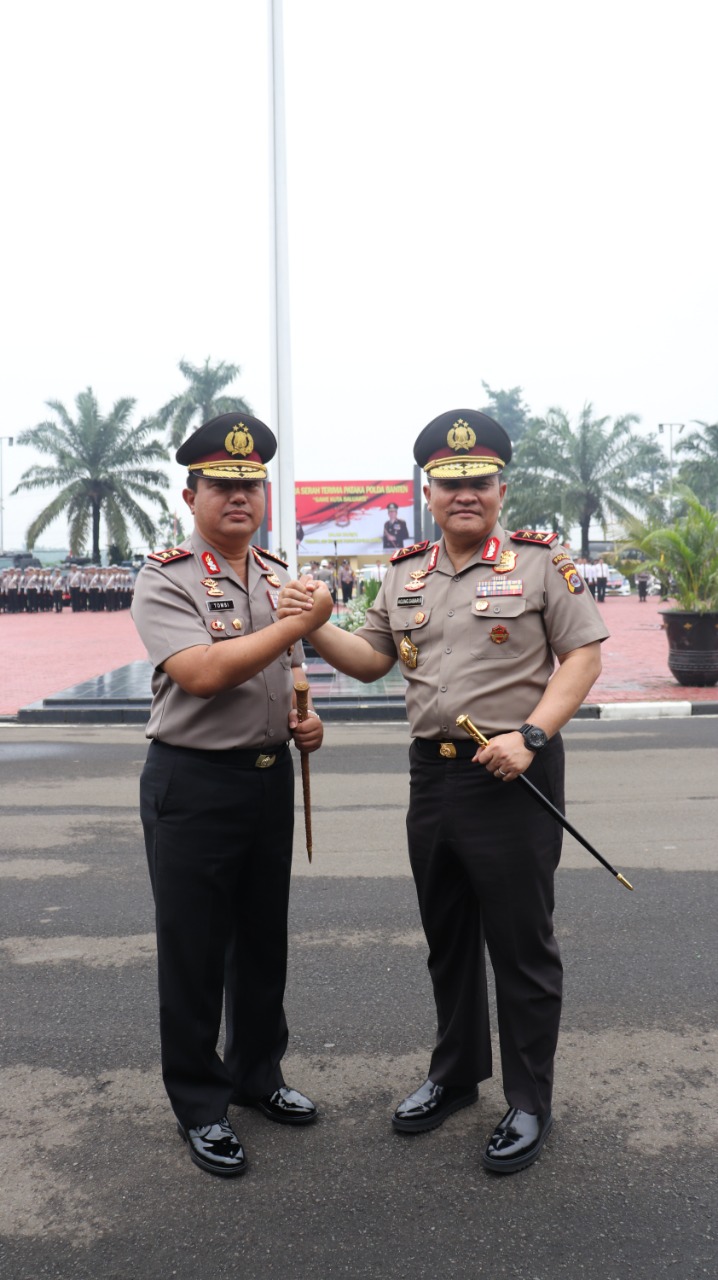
[456,714,634,891]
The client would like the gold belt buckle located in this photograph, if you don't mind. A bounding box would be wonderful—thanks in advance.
[255,753,276,769]
[439,742,457,759]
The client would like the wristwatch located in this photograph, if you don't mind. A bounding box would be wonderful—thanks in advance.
[519,723,548,752]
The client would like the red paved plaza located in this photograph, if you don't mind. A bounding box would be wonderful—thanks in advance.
[0,594,716,716]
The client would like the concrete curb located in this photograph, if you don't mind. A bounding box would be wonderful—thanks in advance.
[576,700,717,720]
[2,698,716,727]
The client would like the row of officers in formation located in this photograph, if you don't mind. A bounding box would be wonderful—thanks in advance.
[0,566,135,613]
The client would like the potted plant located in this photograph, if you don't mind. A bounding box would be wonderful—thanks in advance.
[632,486,718,686]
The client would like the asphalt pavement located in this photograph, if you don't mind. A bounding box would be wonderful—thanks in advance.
[0,717,716,1279]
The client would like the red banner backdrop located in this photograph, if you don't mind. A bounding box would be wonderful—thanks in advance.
[293,480,414,557]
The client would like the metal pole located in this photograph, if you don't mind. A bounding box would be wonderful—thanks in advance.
[658,423,685,518]
[268,0,297,574]
[0,437,14,554]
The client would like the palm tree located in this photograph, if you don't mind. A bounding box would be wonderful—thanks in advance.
[12,388,169,562]
[505,404,668,557]
[480,381,534,445]
[157,358,252,449]
[676,420,718,511]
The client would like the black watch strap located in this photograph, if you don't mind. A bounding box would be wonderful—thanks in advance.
[519,722,548,752]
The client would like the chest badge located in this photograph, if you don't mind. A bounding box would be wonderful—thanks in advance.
[489,624,510,644]
[494,550,517,574]
[399,634,419,669]
[404,579,426,591]
[232,618,243,631]
[414,611,426,625]
[266,572,281,588]
[475,600,490,612]
[210,619,226,632]
[206,587,224,597]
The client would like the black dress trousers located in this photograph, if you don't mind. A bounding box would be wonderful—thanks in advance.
[406,735,565,1116]
[140,740,295,1128]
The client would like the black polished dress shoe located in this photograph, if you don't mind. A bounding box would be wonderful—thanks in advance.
[392,1079,478,1133]
[177,1115,247,1177]
[230,1085,318,1125]
[482,1107,553,1173]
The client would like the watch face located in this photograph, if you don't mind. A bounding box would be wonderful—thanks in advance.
[524,726,547,750]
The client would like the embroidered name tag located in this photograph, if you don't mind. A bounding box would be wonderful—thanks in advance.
[206,600,234,611]
[397,595,422,606]
[476,579,523,597]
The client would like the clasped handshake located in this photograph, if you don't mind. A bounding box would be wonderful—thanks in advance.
[278,574,331,631]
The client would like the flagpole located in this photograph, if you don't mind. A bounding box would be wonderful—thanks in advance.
[268,0,297,575]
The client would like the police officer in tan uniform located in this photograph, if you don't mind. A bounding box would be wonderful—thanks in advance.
[132,412,332,1178]
[279,409,608,1175]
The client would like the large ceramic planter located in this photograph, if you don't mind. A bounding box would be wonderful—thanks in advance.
[659,609,718,687]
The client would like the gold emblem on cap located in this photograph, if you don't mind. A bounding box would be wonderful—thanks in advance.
[224,423,255,456]
[447,419,477,452]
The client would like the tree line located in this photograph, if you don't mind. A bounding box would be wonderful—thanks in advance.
[12,359,250,563]
[11,365,717,563]
[480,382,718,558]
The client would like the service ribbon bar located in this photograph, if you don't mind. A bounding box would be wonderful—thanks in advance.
[476,578,523,597]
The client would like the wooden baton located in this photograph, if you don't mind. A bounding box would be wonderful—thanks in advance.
[294,681,313,862]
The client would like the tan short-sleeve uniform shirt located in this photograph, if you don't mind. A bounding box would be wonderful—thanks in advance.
[132,534,304,750]
[356,525,609,739]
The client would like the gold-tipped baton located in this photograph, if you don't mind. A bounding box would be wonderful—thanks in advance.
[456,714,634,891]
[294,681,313,863]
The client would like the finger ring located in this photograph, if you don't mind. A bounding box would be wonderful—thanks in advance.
[497,768,506,777]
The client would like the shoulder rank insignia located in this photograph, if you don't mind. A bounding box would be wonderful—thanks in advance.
[252,545,288,568]
[390,540,430,563]
[147,547,192,565]
[510,529,558,547]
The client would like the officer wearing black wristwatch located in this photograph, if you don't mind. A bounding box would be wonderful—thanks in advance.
[289,407,610,1176]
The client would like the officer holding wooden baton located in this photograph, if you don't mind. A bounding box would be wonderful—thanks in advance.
[132,413,330,1178]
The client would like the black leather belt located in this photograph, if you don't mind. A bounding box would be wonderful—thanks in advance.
[413,738,480,760]
[151,740,289,768]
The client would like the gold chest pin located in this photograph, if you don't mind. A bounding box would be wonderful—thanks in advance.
[399,634,419,668]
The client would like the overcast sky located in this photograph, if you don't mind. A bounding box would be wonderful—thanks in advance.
[1,0,716,553]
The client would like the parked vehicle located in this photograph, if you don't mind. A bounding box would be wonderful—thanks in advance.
[606,571,631,596]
